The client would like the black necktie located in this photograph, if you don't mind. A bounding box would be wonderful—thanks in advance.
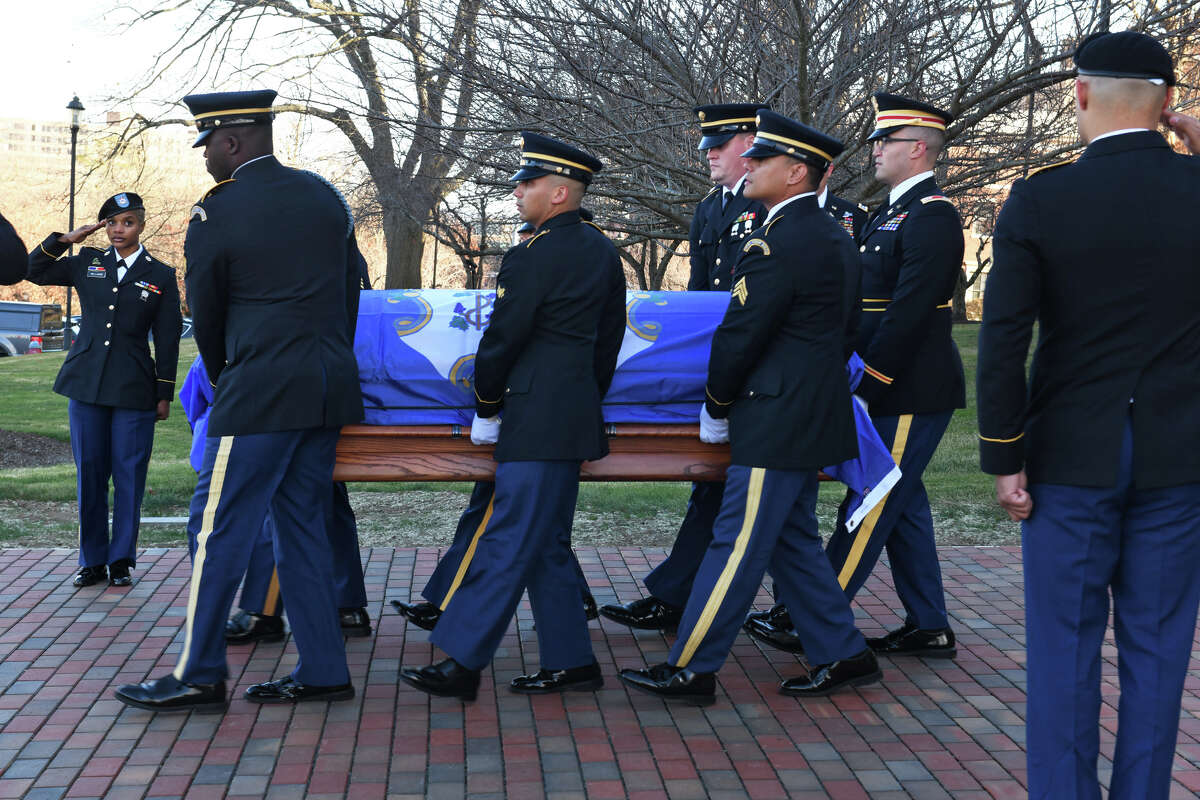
[721,190,730,211]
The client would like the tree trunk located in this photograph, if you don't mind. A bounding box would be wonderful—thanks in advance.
[952,269,968,323]
[384,209,426,289]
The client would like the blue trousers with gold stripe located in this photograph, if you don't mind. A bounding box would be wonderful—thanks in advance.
[234,481,368,615]
[422,480,590,610]
[68,399,157,569]
[670,466,866,672]
[430,462,593,672]
[643,481,725,607]
[174,429,349,686]
[1024,419,1200,800]
[825,411,951,629]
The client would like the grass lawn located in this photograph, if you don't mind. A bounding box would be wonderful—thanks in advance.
[0,326,1016,547]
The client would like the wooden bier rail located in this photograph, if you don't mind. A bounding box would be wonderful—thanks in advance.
[333,423,730,482]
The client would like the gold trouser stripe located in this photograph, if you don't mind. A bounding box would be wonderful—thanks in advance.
[174,436,234,680]
[262,569,281,616]
[439,496,496,611]
[837,415,912,588]
[676,467,765,667]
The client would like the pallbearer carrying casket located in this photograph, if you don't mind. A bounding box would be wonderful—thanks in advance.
[600,101,768,633]
[399,132,627,701]
[619,111,880,703]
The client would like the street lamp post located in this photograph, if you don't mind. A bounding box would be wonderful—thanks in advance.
[64,95,84,349]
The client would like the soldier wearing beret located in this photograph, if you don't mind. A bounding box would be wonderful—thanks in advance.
[115,89,366,712]
[620,111,877,703]
[26,192,182,589]
[978,31,1200,798]
[815,92,965,660]
[600,102,769,633]
[399,132,626,701]
[0,211,26,285]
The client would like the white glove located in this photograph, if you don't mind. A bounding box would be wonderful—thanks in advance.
[699,404,730,444]
[470,413,501,445]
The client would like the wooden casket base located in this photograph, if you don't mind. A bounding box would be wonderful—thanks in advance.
[333,423,730,482]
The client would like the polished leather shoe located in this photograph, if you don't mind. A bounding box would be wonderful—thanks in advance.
[245,675,355,704]
[511,661,603,694]
[108,564,132,587]
[780,648,882,697]
[399,657,480,701]
[745,602,790,626]
[225,610,285,644]
[582,592,599,621]
[339,607,372,637]
[390,599,441,631]
[867,623,957,659]
[72,565,107,588]
[742,615,805,655]
[599,596,682,631]
[114,674,227,713]
[618,662,716,705]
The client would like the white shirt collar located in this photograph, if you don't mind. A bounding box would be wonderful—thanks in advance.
[817,187,829,208]
[118,244,144,268]
[232,153,275,177]
[1089,127,1151,144]
[888,170,936,206]
[765,191,816,223]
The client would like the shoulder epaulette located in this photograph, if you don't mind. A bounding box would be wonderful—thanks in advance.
[299,169,354,238]
[703,185,720,199]
[1028,159,1074,178]
[763,215,784,234]
[524,230,550,248]
[583,220,604,234]
[200,179,235,202]
[920,194,953,205]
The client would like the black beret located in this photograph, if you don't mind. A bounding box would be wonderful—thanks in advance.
[98,192,144,222]
[1075,30,1175,86]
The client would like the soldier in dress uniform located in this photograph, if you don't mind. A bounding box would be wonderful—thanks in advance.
[815,93,965,660]
[399,132,626,701]
[619,111,878,704]
[0,211,26,284]
[26,192,182,589]
[115,89,365,712]
[600,102,768,633]
[978,32,1200,799]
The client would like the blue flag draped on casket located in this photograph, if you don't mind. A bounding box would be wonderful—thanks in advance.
[184,289,899,530]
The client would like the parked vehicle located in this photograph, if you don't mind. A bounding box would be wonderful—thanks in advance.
[0,301,62,356]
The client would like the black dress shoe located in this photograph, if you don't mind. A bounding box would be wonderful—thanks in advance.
[742,615,805,655]
[72,565,107,588]
[399,657,480,701]
[598,596,683,631]
[108,564,133,587]
[618,662,716,705]
[511,662,603,694]
[745,602,791,625]
[339,607,372,637]
[780,648,882,697]
[867,623,957,659]
[225,610,285,644]
[390,599,441,631]
[114,674,227,713]
[245,675,355,704]
[582,592,599,621]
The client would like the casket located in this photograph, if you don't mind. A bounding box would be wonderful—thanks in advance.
[334,289,730,482]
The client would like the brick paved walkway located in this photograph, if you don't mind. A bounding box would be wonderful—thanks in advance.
[0,546,1197,799]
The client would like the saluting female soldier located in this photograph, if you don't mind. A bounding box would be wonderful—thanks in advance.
[26,192,182,588]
